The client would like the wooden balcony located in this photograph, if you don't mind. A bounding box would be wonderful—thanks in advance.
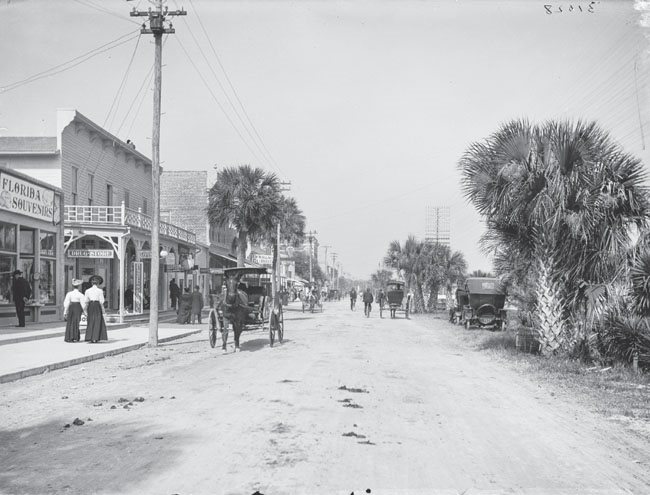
[64,204,196,245]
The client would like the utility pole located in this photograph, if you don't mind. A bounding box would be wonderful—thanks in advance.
[274,181,291,305]
[331,252,338,290]
[131,1,186,346]
[321,245,331,286]
[306,230,317,284]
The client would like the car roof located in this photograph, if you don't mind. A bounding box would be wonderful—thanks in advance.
[464,277,504,294]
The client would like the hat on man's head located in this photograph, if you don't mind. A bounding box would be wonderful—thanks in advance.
[89,275,104,286]
[72,278,83,287]
[12,270,22,276]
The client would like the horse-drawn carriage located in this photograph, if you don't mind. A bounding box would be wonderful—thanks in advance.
[452,277,506,330]
[208,267,284,352]
[301,284,323,313]
[380,280,411,319]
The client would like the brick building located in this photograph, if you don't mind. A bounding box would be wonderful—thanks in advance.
[160,170,237,297]
[0,109,196,321]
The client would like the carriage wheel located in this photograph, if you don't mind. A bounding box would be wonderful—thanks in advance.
[278,307,284,343]
[208,310,218,348]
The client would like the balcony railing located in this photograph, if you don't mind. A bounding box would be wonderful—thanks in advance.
[64,204,196,245]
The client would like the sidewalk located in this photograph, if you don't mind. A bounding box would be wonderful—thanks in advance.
[0,322,204,384]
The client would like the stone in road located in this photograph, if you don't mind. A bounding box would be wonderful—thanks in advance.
[0,302,648,495]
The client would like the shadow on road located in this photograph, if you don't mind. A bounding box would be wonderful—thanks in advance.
[0,418,188,494]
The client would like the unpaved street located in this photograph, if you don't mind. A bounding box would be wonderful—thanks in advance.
[1,301,649,495]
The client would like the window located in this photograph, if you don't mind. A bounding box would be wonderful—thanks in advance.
[39,259,56,304]
[88,174,94,205]
[0,254,15,304]
[0,222,17,252]
[71,166,78,205]
[142,198,148,215]
[40,232,56,257]
[20,228,34,255]
[124,189,130,209]
[106,184,113,206]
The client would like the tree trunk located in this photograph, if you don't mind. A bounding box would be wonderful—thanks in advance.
[534,256,565,355]
[427,283,440,312]
[237,230,248,268]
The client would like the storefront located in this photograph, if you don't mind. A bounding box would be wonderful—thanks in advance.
[0,168,64,324]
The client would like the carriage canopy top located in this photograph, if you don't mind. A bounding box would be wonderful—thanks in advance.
[464,277,504,295]
[386,280,405,290]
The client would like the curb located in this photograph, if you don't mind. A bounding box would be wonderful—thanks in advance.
[0,329,202,384]
[0,323,132,346]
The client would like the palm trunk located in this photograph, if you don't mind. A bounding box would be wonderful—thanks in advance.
[237,230,248,267]
[534,256,565,355]
[271,238,278,303]
[427,283,439,312]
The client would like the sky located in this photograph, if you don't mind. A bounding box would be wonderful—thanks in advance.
[1,0,650,279]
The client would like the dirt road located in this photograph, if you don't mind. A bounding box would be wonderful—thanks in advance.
[1,301,648,495]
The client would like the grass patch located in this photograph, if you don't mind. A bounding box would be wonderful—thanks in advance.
[415,313,650,438]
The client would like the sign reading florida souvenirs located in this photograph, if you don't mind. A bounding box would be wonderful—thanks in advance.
[0,172,58,222]
[133,261,144,315]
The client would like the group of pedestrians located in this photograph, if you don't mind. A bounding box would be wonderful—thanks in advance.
[349,287,386,317]
[63,275,107,343]
[170,279,204,325]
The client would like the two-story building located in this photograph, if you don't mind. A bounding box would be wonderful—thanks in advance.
[0,109,197,321]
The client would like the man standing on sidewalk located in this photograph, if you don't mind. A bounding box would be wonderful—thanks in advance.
[11,270,31,327]
[169,278,180,311]
[191,285,204,324]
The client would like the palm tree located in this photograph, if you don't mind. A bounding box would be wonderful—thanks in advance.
[384,235,428,313]
[460,119,650,354]
[208,165,281,267]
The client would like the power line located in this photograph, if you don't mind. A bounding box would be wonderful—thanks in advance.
[72,0,142,25]
[186,0,284,175]
[173,35,267,167]
[1,30,140,94]
[104,32,143,130]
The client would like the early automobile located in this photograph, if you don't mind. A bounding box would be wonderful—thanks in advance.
[460,277,506,330]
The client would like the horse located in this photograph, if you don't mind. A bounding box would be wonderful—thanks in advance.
[220,275,251,352]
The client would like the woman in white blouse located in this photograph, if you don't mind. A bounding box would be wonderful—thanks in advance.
[63,278,86,342]
[84,275,108,343]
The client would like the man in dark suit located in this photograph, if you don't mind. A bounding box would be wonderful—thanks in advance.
[12,270,32,327]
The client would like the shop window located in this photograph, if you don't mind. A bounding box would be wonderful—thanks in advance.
[20,228,34,255]
[20,258,34,288]
[39,259,56,305]
[40,231,56,258]
[0,254,16,304]
[0,222,17,252]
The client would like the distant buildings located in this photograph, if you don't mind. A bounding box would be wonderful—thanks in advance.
[424,206,450,247]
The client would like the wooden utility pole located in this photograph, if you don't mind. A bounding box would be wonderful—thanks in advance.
[273,181,291,305]
[321,244,331,284]
[306,230,317,283]
[131,1,186,346]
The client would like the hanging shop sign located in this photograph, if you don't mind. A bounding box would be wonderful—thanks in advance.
[0,172,60,222]
[133,261,144,315]
[140,250,152,259]
[252,254,273,266]
[67,249,114,258]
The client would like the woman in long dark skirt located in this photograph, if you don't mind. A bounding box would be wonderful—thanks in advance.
[176,286,192,324]
[84,275,108,343]
[63,278,86,342]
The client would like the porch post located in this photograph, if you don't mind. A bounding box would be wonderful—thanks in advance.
[118,236,125,324]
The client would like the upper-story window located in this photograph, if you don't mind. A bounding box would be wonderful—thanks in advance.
[88,174,94,206]
[124,189,130,209]
[71,166,78,205]
[106,184,113,206]
[142,198,148,215]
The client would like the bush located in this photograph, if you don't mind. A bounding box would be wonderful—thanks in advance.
[599,313,650,370]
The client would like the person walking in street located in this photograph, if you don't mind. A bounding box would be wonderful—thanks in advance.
[176,286,192,324]
[84,275,108,343]
[11,269,31,327]
[378,288,386,316]
[350,287,357,311]
[363,287,374,317]
[191,285,204,324]
[63,278,86,342]
[169,278,180,311]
